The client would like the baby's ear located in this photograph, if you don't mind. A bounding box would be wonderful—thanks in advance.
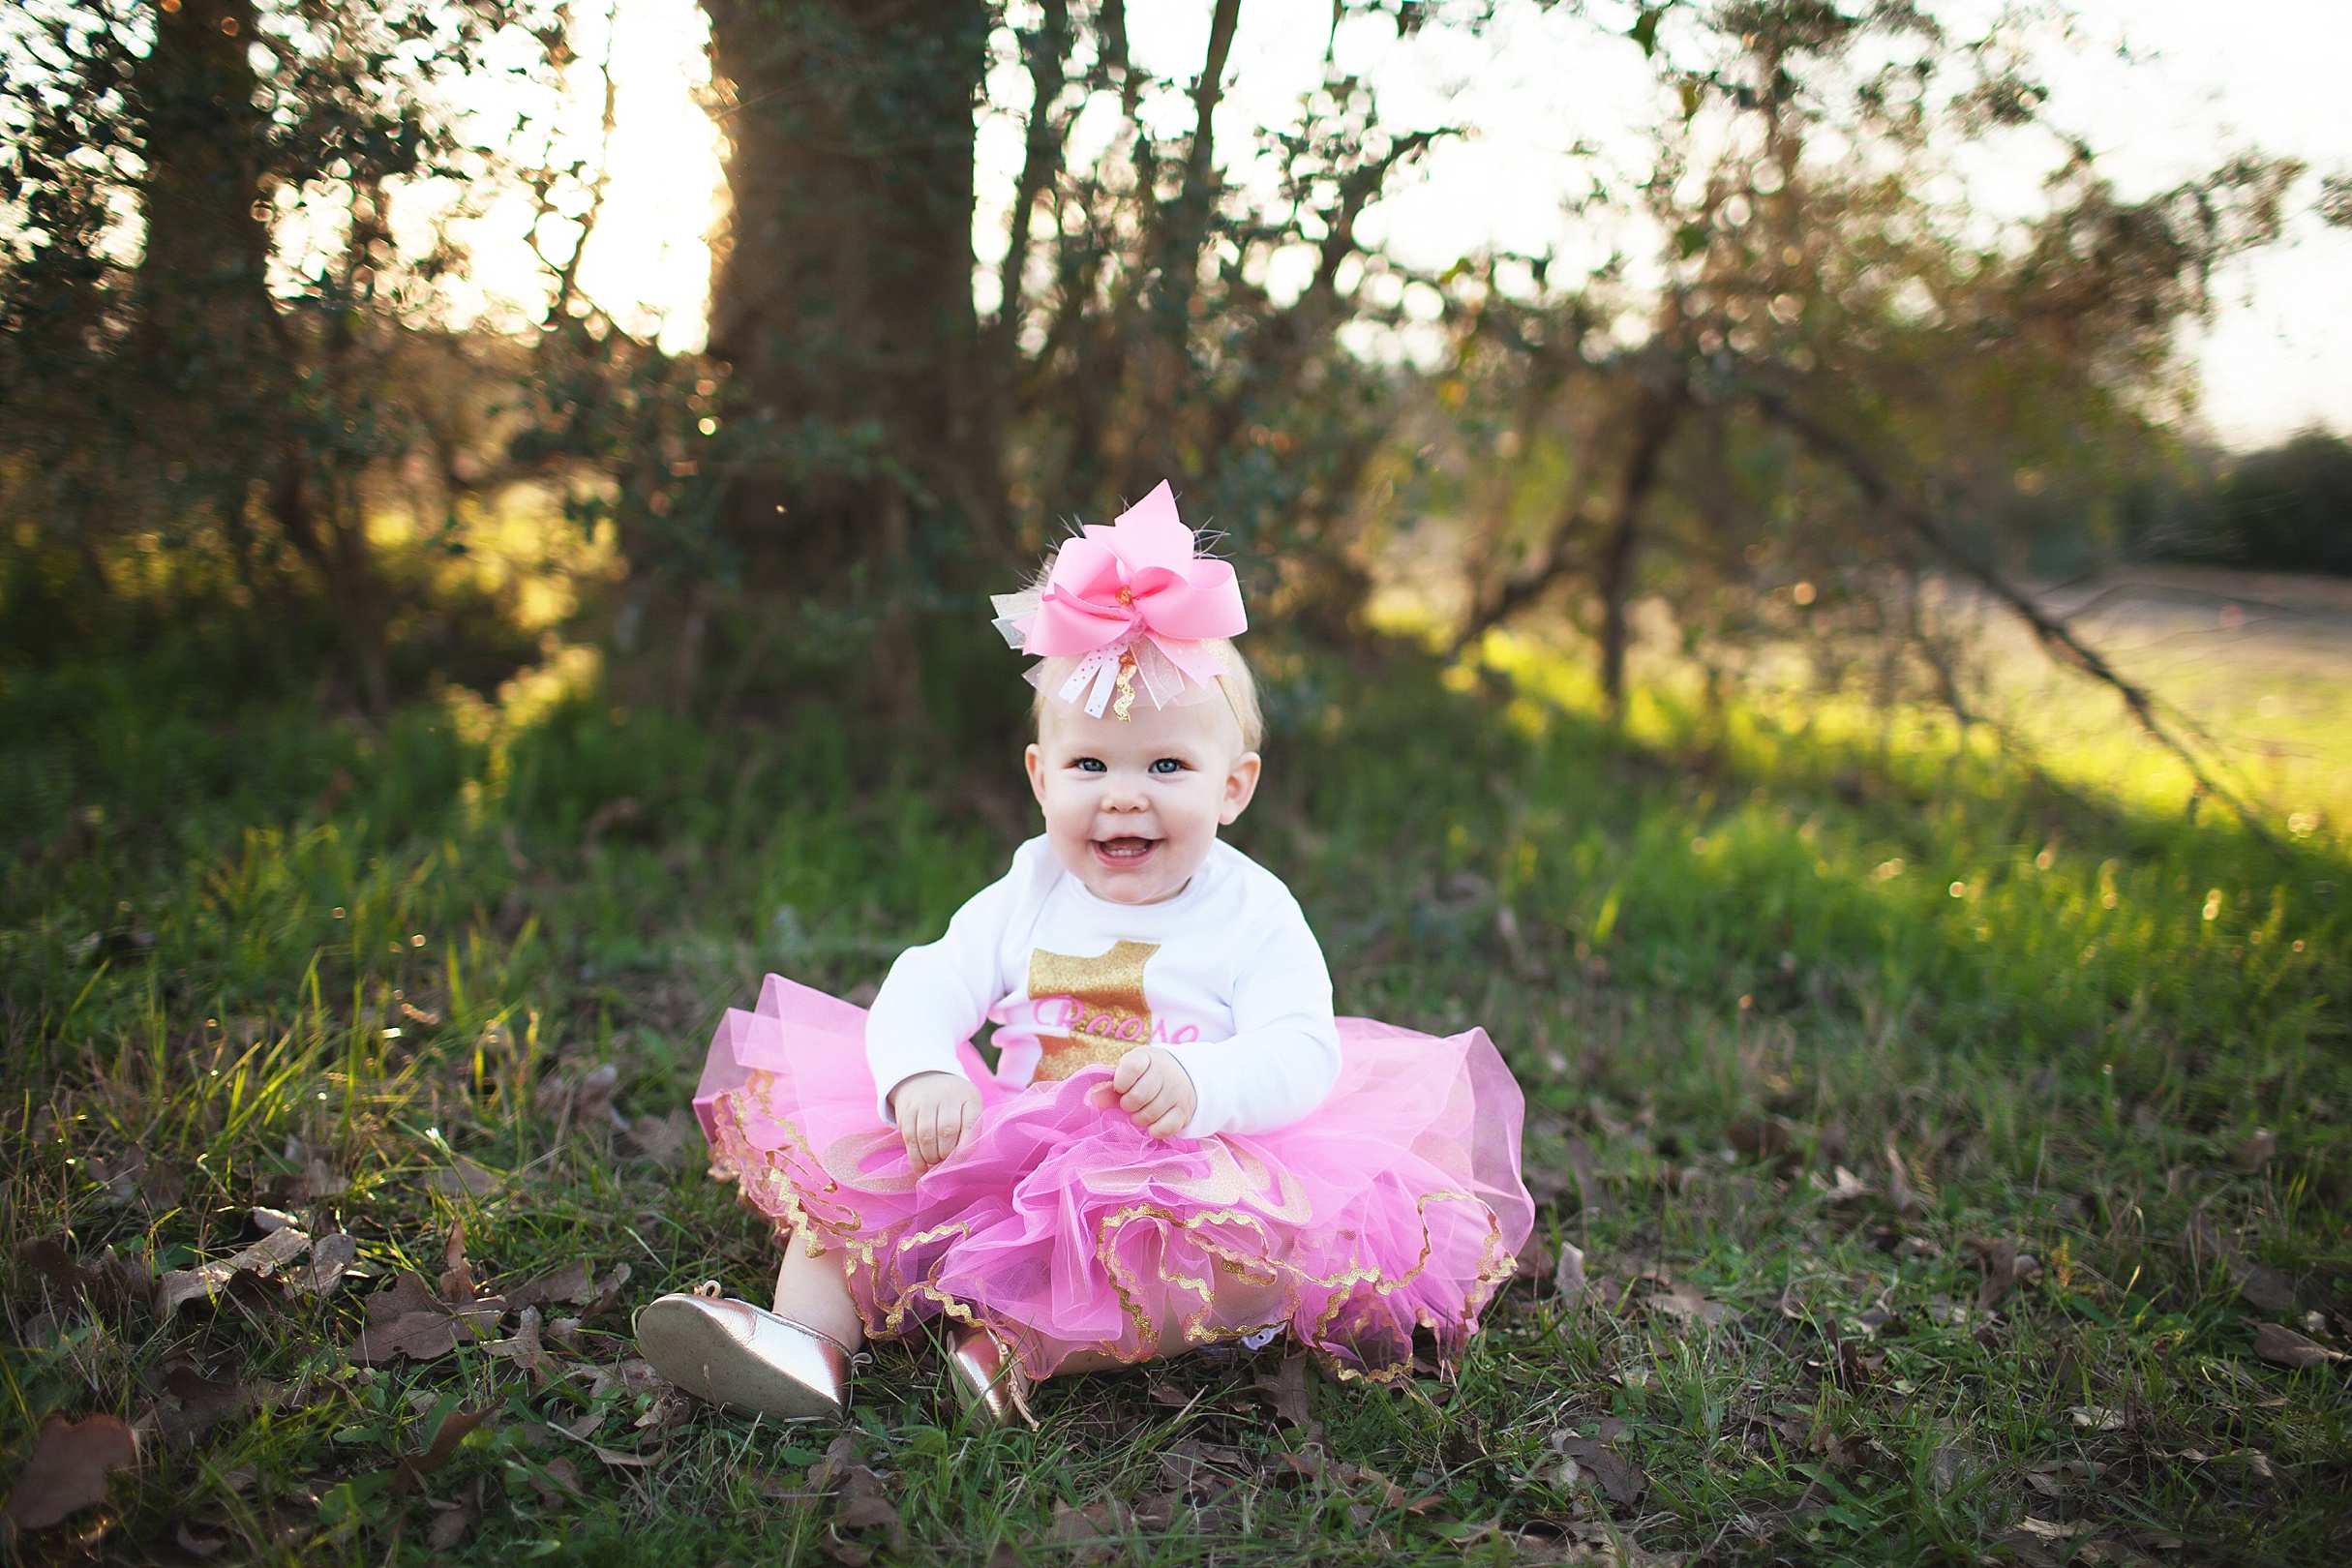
[1023,742,1048,807]
[1220,750,1262,825]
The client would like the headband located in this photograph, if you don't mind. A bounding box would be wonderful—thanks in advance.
[990,482,1248,722]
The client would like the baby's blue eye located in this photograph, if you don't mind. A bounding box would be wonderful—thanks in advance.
[1151,758,1184,774]
[1076,758,1106,772]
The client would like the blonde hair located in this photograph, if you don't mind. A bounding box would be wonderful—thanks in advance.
[1030,636,1263,752]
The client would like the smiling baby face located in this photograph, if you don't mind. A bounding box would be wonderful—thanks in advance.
[1024,674,1261,906]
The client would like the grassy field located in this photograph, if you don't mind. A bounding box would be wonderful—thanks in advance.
[2,606,2347,1566]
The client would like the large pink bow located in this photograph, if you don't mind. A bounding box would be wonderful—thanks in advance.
[997,483,1245,715]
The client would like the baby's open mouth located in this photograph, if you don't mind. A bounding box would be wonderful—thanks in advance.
[1092,835,1161,865]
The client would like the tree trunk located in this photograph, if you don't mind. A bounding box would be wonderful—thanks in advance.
[1595,377,1685,713]
[134,0,279,421]
[702,0,1000,596]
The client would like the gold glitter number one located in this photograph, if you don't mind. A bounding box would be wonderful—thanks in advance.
[1112,648,1139,722]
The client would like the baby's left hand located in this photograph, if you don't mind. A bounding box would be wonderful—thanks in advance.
[1110,1047,1196,1137]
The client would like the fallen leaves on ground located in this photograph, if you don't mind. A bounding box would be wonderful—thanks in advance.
[1646,1279,1736,1328]
[347,1271,500,1364]
[425,1156,502,1198]
[157,1225,315,1316]
[2178,1210,2299,1312]
[299,1232,359,1297]
[1965,1236,2041,1310]
[1549,1420,1645,1506]
[1553,1240,1588,1302]
[149,1365,281,1446]
[389,1407,493,1495]
[1256,1350,1314,1425]
[2228,1129,2277,1172]
[425,1477,485,1551]
[484,1305,562,1383]
[15,1236,141,1309]
[1,1414,138,1531]
[622,1108,695,1166]
[438,1219,478,1302]
[2251,1321,2346,1369]
[1883,1135,1933,1217]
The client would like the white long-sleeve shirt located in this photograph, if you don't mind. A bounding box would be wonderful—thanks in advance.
[864,836,1341,1139]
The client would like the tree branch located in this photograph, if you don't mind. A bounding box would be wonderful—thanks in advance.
[1742,381,2283,847]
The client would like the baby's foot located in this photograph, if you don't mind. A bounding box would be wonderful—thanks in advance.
[945,1321,1037,1430]
[635,1285,852,1421]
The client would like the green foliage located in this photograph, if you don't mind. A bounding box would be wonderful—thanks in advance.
[3,649,2347,1562]
[2183,433,2352,579]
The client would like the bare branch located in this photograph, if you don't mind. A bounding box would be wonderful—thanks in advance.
[1742,380,2283,847]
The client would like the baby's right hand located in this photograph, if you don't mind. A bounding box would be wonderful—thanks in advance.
[890,1071,983,1173]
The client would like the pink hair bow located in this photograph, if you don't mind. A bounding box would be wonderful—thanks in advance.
[991,482,1246,720]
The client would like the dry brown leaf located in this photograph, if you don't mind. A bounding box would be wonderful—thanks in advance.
[2228,1130,2277,1172]
[439,1219,477,1303]
[1,1414,138,1531]
[1513,1234,1557,1282]
[532,1456,584,1501]
[2014,1517,2091,1541]
[1553,1240,1589,1302]
[296,1233,359,1298]
[1728,1115,1793,1163]
[622,1108,695,1167]
[347,1275,503,1364]
[1817,1165,1874,1204]
[365,1271,446,1323]
[1649,1281,1736,1328]
[157,1226,313,1316]
[485,1306,562,1383]
[174,1520,226,1558]
[390,1407,493,1496]
[1257,1350,1314,1425]
[634,1391,692,1431]
[290,1158,349,1203]
[1966,1237,2041,1310]
[505,1259,590,1312]
[582,1262,633,1322]
[14,1236,138,1308]
[138,1160,187,1214]
[251,1207,302,1234]
[425,1157,501,1198]
[1552,1433,1646,1506]
[425,1497,477,1551]
[2066,1405,2126,1432]
[154,1366,277,1445]
[1884,1135,1932,1217]
[2251,1321,2345,1369]
[584,1442,662,1468]
[2177,1212,2298,1312]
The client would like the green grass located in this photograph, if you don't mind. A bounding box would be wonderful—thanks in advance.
[2,638,2347,1566]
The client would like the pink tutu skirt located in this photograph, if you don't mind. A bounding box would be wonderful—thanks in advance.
[695,975,1534,1382]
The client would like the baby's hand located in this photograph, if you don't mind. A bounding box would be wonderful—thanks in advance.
[890,1071,983,1172]
[1110,1047,1197,1138]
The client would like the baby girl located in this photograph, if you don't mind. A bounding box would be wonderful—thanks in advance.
[637,484,1532,1424]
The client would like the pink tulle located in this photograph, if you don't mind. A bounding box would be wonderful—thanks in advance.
[696,975,1533,1381]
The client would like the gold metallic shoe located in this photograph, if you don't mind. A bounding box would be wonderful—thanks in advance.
[634,1287,852,1422]
[946,1321,1037,1429]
